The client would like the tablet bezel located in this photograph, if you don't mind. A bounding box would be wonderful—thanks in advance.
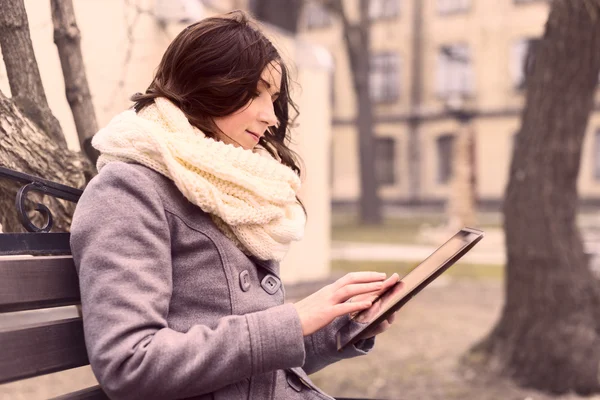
[336,227,484,352]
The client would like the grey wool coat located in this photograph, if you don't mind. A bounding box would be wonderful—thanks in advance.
[70,162,374,400]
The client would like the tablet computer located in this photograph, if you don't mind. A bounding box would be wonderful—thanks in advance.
[336,227,484,352]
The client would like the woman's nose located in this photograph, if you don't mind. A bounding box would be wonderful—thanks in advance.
[259,101,277,127]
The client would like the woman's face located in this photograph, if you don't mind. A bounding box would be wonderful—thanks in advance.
[213,62,281,150]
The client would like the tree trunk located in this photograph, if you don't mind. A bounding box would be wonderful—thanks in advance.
[0,0,67,146]
[50,0,100,165]
[333,0,381,224]
[0,90,92,233]
[470,0,600,394]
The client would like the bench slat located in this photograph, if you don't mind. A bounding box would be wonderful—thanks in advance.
[0,317,89,384]
[50,386,109,400]
[0,256,80,313]
[0,233,72,256]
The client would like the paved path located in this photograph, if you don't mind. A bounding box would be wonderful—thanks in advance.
[331,241,506,265]
[331,224,600,266]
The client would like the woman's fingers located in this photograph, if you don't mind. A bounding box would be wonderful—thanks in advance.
[334,281,384,303]
[356,320,390,341]
[383,273,400,289]
[294,271,397,336]
[334,300,373,316]
[373,321,391,335]
[371,273,400,296]
[332,271,387,290]
[347,273,400,304]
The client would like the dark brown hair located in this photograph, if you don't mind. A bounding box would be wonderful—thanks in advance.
[131,10,302,177]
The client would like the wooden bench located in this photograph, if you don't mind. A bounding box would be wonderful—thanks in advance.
[0,166,376,400]
[0,166,108,399]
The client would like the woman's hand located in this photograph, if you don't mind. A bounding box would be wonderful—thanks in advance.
[356,313,397,341]
[351,273,402,341]
[350,273,400,308]
[293,272,387,336]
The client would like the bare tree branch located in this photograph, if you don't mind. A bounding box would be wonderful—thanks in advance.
[50,0,100,164]
[103,0,170,113]
[0,0,67,146]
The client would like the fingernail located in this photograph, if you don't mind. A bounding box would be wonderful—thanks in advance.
[378,273,387,278]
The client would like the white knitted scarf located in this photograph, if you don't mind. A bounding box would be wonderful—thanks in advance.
[92,97,306,261]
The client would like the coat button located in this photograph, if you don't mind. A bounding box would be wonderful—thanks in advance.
[260,274,281,295]
[239,270,251,292]
[286,372,303,392]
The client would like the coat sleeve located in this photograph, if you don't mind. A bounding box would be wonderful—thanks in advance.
[70,163,305,400]
[302,314,375,375]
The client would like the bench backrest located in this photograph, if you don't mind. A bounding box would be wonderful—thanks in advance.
[0,246,108,399]
[0,167,109,398]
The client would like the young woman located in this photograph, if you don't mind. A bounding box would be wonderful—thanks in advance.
[71,10,399,400]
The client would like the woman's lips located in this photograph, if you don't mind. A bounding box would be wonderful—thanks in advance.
[246,130,260,141]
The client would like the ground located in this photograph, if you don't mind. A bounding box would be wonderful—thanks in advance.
[309,277,600,400]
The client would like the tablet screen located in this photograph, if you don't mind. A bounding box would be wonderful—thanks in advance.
[338,228,484,350]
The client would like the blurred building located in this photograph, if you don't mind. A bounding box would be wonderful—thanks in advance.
[297,0,600,209]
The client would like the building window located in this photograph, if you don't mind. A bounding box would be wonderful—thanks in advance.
[370,52,400,103]
[511,38,539,90]
[438,0,470,14]
[305,2,331,29]
[437,134,455,184]
[369,0,400,19]
[594,130,600,181]
[375,137,396,185]
[436,44,474,98]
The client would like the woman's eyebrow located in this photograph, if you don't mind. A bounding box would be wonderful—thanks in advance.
[259,78,271,88]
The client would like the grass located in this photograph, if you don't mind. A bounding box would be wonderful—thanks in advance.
[330,211,506,281]
[332,215,443,244]
[331,211,502,245]
[332,260,505,280]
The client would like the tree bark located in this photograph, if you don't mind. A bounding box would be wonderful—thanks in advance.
[0,90,92,233]
[329,0,382,224]
[50,0,100,164]
[470,0,600,394]
[0,0,67,146]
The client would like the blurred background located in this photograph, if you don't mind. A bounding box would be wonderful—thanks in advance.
[3,0,600,399]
